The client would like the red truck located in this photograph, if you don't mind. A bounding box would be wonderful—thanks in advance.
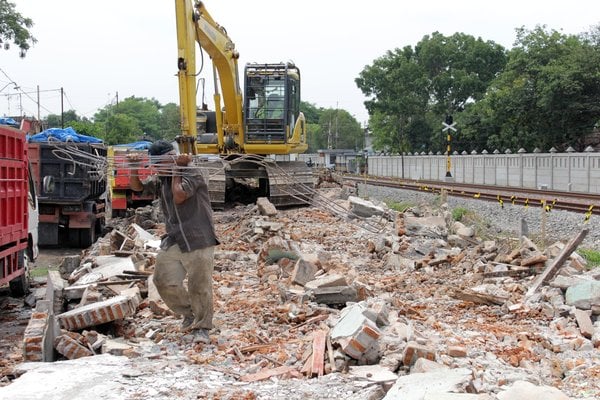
[0,125,39,296]
[108,145,156,217]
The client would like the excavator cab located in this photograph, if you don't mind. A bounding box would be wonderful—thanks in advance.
[244,63,301,146]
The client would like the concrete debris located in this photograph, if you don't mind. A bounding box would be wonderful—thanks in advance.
[496,380,570,400]
[4,190,600,399]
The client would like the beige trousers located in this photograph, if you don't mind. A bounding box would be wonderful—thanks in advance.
[154,244,215,330]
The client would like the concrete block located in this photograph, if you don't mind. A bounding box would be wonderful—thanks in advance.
[256,197,277,216]
[331,303,381,360]
[46,270,65,315]
[57,294,138,330]
[311,286,357,306]
[349,196,385,218]
[447,345,467,357]
[411,358,449,374]
[573,309,594,338]
[54,334,93,359]
[497,380,570,400]
[403,341,436,366]
[291,258,318,286]
[305,274,347,290]
[565,281,600,309]
[423,394,493,400]
[382,368,472,400]
[59,255,81,279]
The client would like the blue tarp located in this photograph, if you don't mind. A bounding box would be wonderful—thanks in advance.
[0,117,19,126]
[28,127,103,143]
[113,141,153,150]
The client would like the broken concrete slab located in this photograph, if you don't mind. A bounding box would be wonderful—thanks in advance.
[402,341,436,366]
[573,309,594,338]
[330,303,382,360]
[311,285,358,306]
[291,258,318,286]
[565,281,600,310]
[405,215,448,238]
[74,256,136,286]
[496,380,570,400]
[410,358,449,373]
[382,368,472,400]
[57,294,139,331]
[54,332,94,359]
[59,255,81,279]
[348,196,386,218]
[256,197,277,216]
[46,270,65,315]
[304,274,348,290]
[348,365,398,383]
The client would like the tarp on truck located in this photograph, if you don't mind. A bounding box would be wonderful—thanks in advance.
[28,127,103,143]
[113,141,152,150]
[0,117,19,126]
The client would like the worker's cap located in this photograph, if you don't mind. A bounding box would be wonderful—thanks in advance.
[148,140,175,156]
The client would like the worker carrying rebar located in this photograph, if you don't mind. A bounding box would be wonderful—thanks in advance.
[129,140,219,344]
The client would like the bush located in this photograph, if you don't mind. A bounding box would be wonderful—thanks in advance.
[578,248,600,268]
[452,207,469,221]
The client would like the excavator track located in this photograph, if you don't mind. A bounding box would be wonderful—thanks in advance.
[198,158,313,210]
[266,161,314,207]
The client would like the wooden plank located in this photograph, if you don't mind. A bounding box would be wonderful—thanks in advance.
[526,228,588,298]
[311,330,327,377]
[240,365,297,382]
[326,333,336,373]
[452,289,508,305]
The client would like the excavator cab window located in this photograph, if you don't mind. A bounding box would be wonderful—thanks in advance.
[244,67,288,142]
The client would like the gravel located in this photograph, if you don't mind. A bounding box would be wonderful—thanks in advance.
[359,183,600,251]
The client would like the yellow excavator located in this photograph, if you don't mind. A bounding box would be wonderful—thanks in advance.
[174,0,313,209]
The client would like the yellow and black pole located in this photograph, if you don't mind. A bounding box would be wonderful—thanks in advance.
[442,115,456,178]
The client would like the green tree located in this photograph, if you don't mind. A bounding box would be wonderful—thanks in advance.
[45,110,80,128]
[103,114,140,145]
[356,33,506,153]
[70,118,103,138]
[464,25,600,151]
[158,102,181,141]
[0,0,36,57]
[95,96,160,139]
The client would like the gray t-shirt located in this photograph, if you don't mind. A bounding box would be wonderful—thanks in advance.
[145,169,219,252]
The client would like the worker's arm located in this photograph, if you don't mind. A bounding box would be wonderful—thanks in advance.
[172,154,193,205]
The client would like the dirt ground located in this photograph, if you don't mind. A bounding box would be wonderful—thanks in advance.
[0,247,81,386]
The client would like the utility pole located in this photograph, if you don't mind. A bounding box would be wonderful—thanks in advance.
[37,85,40,121]
[116,91,119,110]
[60,87,64,128]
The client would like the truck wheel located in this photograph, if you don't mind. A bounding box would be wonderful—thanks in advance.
[9,273,29,297]
[9,255,29,297]
[79,227,96,248]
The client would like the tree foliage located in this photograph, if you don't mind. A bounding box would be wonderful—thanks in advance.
[356,32,507,153]
[462,25,600,151]
[0,0,36,57]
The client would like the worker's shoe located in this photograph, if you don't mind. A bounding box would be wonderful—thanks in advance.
[180,315,195,332]
[192,328,210,344]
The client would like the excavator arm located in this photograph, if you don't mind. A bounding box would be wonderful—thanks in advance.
[175,0,243,153]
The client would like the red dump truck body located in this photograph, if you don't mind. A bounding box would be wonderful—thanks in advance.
[0,125,30,295]
[109,147,156,217]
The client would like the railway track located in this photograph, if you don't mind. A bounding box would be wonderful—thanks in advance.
[342,174,600,217]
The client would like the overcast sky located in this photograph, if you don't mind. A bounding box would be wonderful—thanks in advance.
[1,0,599,126]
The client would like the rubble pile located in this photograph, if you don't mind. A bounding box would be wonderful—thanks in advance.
[5,189,600,399]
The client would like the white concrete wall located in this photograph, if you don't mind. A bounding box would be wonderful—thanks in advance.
[367,152,600,194]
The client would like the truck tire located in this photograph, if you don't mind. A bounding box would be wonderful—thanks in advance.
[9,273,29,297]
[79,227,96,248]
[9,254,29,297]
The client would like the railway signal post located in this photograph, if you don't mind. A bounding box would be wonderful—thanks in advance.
[442,115,456,181]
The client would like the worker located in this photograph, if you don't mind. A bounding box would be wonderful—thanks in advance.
[129,140,219,344]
